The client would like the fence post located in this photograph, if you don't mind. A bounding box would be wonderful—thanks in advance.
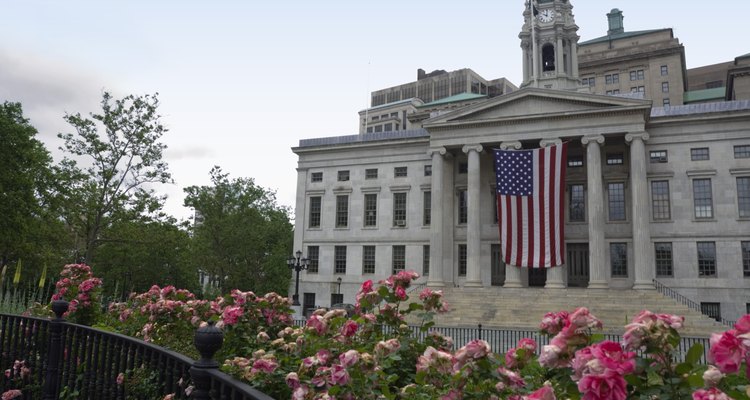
[477,323,482,341]
[190,322,223,400]
[42,300,69,400]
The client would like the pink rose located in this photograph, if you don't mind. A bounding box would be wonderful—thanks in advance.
[306,315,327,335]
[116,372,125,385]
[329,364,350,385]
[708,330,744,373]
[395,286,407,300]
[692,388,733,400]
[454,339,491,366]
[340,320,358,337]
[221,306,243,326]
[2,390,22,400]
[703,365,724,387]
[251,358,278,374]
[339,350,359,368]
[285,372,300,389]
[577,371,628,400]
[524,382,556,400]
[735,314,750,334]
[590,341,635,375]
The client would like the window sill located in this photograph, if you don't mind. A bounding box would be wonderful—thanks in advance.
[651,219,673,223]
[307,227,322,231]
[692,218,716,223]
[391,226,407,229]
[362,226,378,230]
[334,227,350,231]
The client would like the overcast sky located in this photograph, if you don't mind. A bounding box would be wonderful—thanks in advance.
[2,0,748,221]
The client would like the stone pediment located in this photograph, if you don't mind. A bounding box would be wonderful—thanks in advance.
[422,87,652,127]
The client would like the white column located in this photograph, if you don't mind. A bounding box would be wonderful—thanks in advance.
[522,43,530,84]
[499,141,524,288]
[571,38,579,79]
[463,144,484,287]
[626,132,655,290]
[556,36,564,76]
[582,135,607,288]
[428,148,447,287]
[539,138,566,289]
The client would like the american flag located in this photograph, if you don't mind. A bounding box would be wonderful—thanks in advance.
[493,142,568,268]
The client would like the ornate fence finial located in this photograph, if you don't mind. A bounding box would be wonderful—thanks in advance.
[190,322,224,399]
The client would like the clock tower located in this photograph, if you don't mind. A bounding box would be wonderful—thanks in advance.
[519,0,581,90]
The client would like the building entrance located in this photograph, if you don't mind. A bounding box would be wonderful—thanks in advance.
[567,243,590,287]
[528,267,547,287]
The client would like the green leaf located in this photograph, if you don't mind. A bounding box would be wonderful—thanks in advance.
[647,369,664,386]
[685,373,704,388]
[624,374,642,387]
[590,333,605,343]
[675,362,692,375]
[685,343,704,365]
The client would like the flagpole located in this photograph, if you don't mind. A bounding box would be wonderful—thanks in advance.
[530,0,539,87]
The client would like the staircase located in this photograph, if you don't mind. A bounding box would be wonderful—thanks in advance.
[420,287,726,337]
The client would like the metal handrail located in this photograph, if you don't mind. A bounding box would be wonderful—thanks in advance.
[653,279,735,327]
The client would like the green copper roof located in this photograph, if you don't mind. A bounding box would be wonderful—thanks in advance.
[579,29,666,46]
[419,92,487,107]
[683,87,726,103]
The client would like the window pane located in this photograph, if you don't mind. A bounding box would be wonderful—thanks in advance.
[364,194,377,227]
[650,150,668,163]
[423,245,430,276]
[569,184,585,222]
[655,242,673,277]
[393,192,407,226]
[606,153,623,165]
[568,155,584,167]
[608,183,626,221]
[693,179,713,219]
[458,189,468,224]
[335,246,347,274]
[395,166,407,177]
[491,244,505,286]
[697,242,716,276]
[392,245,405,274]
[423,191,431,226]
[365,168,378,179]
[651,180,671,220]
[458,244,467,276]
[311,172,323,182]
[337,170,350,181]
[424,165,432,176]
[691,148,710,161]
[735,145,750,159]
[610,243,627,277]
[742,242,750,278]
[307,246,319,273]
[362,246,375,274]
[738,177,750,218]
[309,197,321,228]
[336,195,349,227]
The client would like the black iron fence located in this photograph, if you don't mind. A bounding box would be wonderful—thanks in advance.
[653,279,736,326]
[0,300,273,400]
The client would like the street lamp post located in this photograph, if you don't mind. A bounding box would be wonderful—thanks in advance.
[287,250,309,306]
[336,277,342,294]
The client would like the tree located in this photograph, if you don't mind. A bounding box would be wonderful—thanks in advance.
[58,92,173,262]
[0,102,70,284]
[184,167,292,295]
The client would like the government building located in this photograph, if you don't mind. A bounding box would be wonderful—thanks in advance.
[290,0,750,326]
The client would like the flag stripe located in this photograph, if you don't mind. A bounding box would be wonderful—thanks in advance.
[494,142,568,268]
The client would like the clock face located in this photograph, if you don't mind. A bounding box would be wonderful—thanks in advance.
[537,9,555,23]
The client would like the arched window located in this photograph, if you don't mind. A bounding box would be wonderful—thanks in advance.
[542,44,555,72]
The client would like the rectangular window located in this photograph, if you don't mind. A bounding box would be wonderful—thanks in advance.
[606,153,624,165]
[493,191,499,223]
[650,150,668,163]
[700,302,721,322]
[362,246,375,274]
[663,98,670,106]
[661,65,668,76]
[610,243,628,277]
[337,170,350,181]
[568,155,584,167]
[608,182,626,221]
[605,74,613,85]
[423,245,430,276]
[334,246,347,274]
[458,189,468,224]
[655,243,673,277]
[374,125,382,133]
[311,172,323,182]
[651,180,671,220]
[423,191,431,226]
[739,177,750,218]
[458,162,468,174]
[458,244,467,276]
[630,69,644,81]
[691,148,710,161]
[662,82,669,93]
[366,127,373,133]
[693,179,713,219]
[309,196,321,228]
[394,166,408,177]
[364,193,377,227]
[697,242,716,277]
[392,245,405,274]
[736,145,750,159]
[307,246,319,273]
[491,244,505,286]
[303,293,316,317]
[742,241,750,277]
[612,73,620,83]
[424,165,432,176]
[365,168,378,179]
[335,195,349,227]
[569,184,586,222]
[393,192,407,226]
[630,86,645,93]
[584,77,595,86]
[384,123,392,131]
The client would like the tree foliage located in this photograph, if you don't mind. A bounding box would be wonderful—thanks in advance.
[0,102,69,282]
[58,92,173,261]
[184,167,292,295]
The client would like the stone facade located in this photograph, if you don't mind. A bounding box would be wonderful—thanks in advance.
[289,1,750,322]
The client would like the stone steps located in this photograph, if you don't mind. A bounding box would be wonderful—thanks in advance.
[412,287,727,337]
